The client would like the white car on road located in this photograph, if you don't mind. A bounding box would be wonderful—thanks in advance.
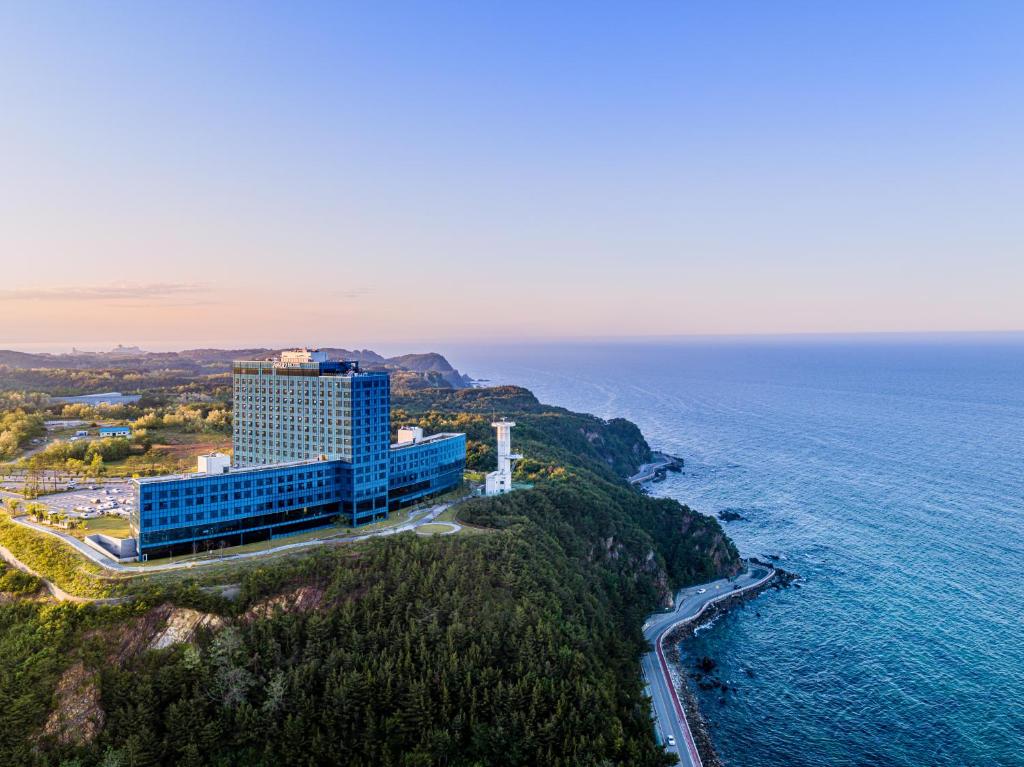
[697,588,707,594]
[666,735,676,747]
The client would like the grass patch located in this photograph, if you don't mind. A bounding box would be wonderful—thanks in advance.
[435,504,462,523]
[70,515,132,540]
[0,517,122,598]
[338,507,413,534]
[125,509,418,568]
[109,430,231,476]
[434,502,490,535]
[0,563,42,594]
[415,523,456,535]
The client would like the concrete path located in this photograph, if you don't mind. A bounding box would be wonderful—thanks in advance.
[641,565,776,766]
[8,496,469,574]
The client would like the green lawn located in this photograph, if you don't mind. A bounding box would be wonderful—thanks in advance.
[415,523,457,535]
[72,515,132,540]
[435,504,462,523]
[0,517,124,598]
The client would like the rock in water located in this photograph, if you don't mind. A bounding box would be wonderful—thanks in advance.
[697,655,717,673]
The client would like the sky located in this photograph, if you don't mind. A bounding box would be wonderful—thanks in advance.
[1,1,1023,351]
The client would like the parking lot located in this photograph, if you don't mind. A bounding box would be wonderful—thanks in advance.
[30,480,136,519]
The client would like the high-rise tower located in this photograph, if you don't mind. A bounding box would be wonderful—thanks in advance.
[485,419,520,495]
[231,348,390,518]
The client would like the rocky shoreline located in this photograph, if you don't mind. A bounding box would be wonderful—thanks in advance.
[663,564,799,766]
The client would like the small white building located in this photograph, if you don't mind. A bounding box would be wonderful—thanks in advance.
[396,426,424,445]
[197,452,231,475]
[485,420,521,496]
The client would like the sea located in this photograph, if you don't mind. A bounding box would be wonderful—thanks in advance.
[449,337,1024,767]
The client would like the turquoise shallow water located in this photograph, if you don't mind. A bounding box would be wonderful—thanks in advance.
[449,339,1024,767]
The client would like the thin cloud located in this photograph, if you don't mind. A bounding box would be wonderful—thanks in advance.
[0,282,209,303]
[329,287,374,299]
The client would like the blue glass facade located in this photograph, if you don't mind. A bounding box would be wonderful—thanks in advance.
[130,351,466,559]
[389,433,467,509]
[132,459,352,557]
[347,374,391,524]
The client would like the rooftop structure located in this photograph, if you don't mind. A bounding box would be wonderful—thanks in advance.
[279,348,328,364]
[197,452,231,475]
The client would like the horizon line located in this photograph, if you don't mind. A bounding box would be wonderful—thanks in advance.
[2,329,1024,355]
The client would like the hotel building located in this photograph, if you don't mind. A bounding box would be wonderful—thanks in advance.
[130,349,466,559]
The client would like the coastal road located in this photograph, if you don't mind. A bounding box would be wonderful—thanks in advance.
[628,452,677,485]
[642,566,775,766]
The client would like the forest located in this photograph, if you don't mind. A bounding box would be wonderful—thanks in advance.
[0,385,738,767]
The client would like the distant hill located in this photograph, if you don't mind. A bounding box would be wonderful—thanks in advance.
[382,352,472,388]
[0,347,473,394]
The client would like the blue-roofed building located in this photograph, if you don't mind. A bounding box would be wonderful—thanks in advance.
[130,349,466,560]
[99,425,132,438]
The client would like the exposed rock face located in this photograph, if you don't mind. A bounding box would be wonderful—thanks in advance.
[41,662,104,747]
[149,606,228,650]
[104,603,228,662]
[241,585,325,623]
[48,602,229,749]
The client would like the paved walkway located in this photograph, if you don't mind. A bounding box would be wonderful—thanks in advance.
[8,496,468,574]
[641,565,776,766]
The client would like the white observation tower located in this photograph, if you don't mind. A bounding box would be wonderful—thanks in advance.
[485,419,521,495]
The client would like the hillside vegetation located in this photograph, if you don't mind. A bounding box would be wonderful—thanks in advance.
[0,386,737,767]
[0,348,470,397]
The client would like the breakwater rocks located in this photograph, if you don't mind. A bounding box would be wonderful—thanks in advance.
[664,565,799,766]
